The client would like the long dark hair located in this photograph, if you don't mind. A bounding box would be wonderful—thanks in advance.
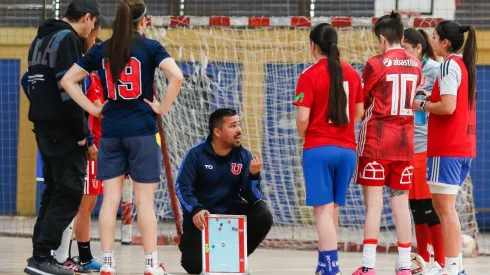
[309,23,348,126]
[104,0,146,83]
[436,20,477,108]
[403,28,436,60]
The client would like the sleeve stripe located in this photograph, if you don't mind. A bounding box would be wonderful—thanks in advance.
[441,59,451,78]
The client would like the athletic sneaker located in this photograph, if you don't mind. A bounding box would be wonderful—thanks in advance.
[459,271,467,275]
[73,256,103,272]
[144,263,170,275]
[425,262,444,275]
[24,257,75,275]
[433,265,460,275]
[59,257,92,274]
[352,267,375,275]
[395,269,411,275]
[100,264,116,275]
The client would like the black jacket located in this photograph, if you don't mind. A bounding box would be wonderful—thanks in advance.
[26,19,88,140]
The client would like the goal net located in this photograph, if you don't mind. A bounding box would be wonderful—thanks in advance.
[122,16,479,251]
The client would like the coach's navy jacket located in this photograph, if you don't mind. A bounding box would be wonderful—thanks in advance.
[176,135,263,227]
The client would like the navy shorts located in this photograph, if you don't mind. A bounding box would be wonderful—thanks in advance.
[97,135,162,183]
[302,145,357,206]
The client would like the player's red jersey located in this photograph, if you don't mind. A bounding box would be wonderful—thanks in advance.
[427,55,476,157]
[293,59,364,150]
[358,48,422,161]
[86,73,104,146]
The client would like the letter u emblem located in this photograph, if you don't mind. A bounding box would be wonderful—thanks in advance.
[231,163,243,175]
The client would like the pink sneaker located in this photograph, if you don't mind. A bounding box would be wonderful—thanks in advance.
[352,267,376,275]
[395,270,411,275]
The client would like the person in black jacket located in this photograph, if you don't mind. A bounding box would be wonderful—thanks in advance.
[176,108,273,274]
[23,0,103,274]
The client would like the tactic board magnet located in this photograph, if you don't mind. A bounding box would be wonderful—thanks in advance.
[201,214,247,275]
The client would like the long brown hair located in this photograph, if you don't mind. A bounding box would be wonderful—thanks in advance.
[104,0,146,83]
[436,20,477,108]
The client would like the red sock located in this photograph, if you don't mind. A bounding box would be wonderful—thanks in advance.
[414,224,430,262]
[429,224,445,267]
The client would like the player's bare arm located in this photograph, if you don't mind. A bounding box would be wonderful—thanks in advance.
[158,58,184,115]
[354,103,364,123]
[61,65,102,117]
[414,94,456,114]
[88,144,98,161]
[296,106,310,139]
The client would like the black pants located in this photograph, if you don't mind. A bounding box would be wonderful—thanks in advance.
[179,200,273,274]
[32,131,87,258]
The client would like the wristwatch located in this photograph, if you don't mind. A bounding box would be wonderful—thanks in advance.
[420,101,427,110]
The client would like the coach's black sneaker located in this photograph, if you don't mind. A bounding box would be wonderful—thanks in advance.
[24,257,75,275]
[59,257,92,274]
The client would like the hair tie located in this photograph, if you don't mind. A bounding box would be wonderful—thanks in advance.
[459,25,470,33]
[133,6,147,22]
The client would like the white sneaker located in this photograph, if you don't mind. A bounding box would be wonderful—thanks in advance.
[144,264,170,275]
[434,264,459,275]
[425,262,443,275]
[100,264,116,275]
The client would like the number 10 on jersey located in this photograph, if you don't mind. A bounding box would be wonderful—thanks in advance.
[386,74,418,116]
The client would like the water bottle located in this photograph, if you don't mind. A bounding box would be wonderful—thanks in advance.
[414,94,427,126]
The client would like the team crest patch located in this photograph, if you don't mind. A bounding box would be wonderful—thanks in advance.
[231,163,242,175]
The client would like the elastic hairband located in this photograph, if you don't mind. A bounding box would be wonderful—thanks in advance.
[133,6,147,22]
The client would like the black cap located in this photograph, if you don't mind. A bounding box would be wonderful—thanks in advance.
[72,0,107,21]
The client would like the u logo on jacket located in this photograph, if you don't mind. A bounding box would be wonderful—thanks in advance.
[231,163,243,175]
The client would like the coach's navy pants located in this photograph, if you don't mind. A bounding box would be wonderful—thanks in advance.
[179,200,273,274]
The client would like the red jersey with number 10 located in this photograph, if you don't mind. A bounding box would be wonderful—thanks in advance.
[358,48,422,161]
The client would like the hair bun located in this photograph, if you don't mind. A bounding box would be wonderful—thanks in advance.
[460,25,470,33]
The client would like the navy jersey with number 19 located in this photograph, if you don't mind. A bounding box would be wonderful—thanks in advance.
[76,33,171,138]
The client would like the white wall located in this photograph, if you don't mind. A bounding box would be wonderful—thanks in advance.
[375,0,456,20]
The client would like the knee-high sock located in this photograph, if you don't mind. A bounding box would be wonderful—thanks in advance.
[54,219,74,263]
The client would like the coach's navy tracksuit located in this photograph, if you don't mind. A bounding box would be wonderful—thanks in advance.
[176,135,273,274]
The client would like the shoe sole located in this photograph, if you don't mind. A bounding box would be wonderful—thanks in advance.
[25,265,73,275]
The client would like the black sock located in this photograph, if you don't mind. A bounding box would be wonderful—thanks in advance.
[77,241,94,263]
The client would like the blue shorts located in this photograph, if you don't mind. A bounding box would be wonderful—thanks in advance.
[427,157,472,193]
[302,145,357,206]
[97,135,162,183]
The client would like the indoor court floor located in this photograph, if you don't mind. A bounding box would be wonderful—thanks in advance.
[0,236,489,275]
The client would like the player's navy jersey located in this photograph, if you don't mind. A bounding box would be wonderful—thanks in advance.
[414,57,439,153]
[293,59,363,151]
[76,32,171,137]
[358,48,422,161]
[428,54,476,158]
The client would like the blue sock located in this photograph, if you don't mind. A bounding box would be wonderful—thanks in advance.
[318,250,340,274]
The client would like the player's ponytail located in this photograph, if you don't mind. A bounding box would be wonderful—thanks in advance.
[462,25,477,108]
[105,0,146,84]
[436,20,477,108]
[310,23,348,126]
[418,29,436,60]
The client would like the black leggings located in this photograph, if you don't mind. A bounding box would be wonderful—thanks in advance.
[178,200,273,274]
[409,198,441,226]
